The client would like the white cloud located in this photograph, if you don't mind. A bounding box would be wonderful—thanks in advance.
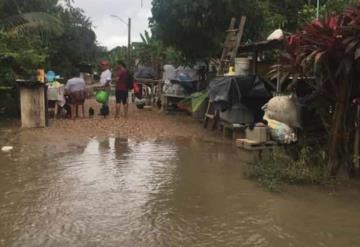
[72,0,152,50]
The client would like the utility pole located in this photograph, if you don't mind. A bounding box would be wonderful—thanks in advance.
[316,0,320,20]
[128,18,131,69]
[110,15,132,68]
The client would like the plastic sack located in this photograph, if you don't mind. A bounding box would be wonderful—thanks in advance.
[262,95,301,128]
[175,66,198,81]
[178,72,191,81]
[267,29,284,41]
[264,115,297,144]
[95,90,109,104]
[163,65,176,81]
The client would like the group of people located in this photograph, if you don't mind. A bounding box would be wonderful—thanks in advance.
[64,60,130,119]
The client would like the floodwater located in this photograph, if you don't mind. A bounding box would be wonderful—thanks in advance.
[1,129,360,246]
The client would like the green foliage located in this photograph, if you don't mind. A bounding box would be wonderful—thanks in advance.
[150,0,265,61]
[150,0,358,62]
[0,31,46,83]
[271,3,360,177]
[45,5,102,76]
[0,0,103,82]
[298,0,358,27]
[132,31,183,69]
[108,46,128,66]
[247,147,330,192]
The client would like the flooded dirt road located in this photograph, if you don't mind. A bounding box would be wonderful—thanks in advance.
[1,125,360,247]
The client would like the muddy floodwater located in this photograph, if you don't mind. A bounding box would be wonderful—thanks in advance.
[1,126,360,246]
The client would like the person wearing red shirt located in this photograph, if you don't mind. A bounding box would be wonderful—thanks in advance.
[115,61,129,118]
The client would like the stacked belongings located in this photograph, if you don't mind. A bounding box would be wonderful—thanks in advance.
[262,95,301,144]
[134,66,155,109]
[208,75,272,125]
[163,66,198,96]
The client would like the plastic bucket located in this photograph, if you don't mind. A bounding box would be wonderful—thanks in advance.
[95,90,109,104]
[235,57,250,76]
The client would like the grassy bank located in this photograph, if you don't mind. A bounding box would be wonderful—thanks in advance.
[245,146,333,191]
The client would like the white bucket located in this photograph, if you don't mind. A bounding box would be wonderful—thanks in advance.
[235,57,250,76]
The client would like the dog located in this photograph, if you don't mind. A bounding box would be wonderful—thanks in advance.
[89,107,95,118]
[100,104,109,118]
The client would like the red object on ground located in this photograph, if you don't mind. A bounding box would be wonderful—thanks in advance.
[133,82,142,98]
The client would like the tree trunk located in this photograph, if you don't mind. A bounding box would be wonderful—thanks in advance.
[327,86,352,177]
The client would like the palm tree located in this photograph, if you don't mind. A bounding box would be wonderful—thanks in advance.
[0,12,63,35]
[136,31,164,75]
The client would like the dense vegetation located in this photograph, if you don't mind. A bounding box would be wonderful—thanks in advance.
[0,0,104,85]
[150,0,357,61]
[1,0,356,84]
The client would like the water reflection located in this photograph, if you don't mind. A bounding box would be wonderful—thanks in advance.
[0,136,360,247]
[114,138,129,160]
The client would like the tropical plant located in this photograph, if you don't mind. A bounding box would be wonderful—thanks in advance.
[298,0,359,27]
[275,3,360,176]
[0,12,63,35]
[108,46,128,66]
[0,0,102,82]
[132,31,183,76]
[0,0,64,35]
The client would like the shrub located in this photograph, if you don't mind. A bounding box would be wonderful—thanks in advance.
[246,146,331,192]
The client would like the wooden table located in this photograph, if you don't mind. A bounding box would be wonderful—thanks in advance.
[161,94,189,112]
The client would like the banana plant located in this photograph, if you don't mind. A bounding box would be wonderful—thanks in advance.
[0,12,63,35]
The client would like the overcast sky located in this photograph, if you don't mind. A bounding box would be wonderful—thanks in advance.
[72,0,152,50]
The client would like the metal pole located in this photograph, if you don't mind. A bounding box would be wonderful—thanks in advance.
[316,0,320,20]
[128,18,131,68]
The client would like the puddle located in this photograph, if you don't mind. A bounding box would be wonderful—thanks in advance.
[0,135,360,246]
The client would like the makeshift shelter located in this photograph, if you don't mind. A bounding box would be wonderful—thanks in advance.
[237,39,283,77]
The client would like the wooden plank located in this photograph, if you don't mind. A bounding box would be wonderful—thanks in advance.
[231,16,247,61]
[20,86,47,128]
[226,29,240,32]
[236,139,277,151]
[205,113,215,119]
[220,17,237,61]
[252,49,258,75]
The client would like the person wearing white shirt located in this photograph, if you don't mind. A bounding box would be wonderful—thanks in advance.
[99,60,112,105]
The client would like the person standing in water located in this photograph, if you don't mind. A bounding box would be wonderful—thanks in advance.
[115,60,130,118]
[99,60,112,105]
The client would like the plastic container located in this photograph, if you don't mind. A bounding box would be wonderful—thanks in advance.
[235,57,250,76]
[246,127,267,143]
[46,71,56,82]
[36,69,45,83]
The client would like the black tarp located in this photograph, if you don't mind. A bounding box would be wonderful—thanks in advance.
[208,75,272,122]
[134,67,156,79]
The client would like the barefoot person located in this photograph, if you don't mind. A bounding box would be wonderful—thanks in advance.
[115,61,129,118]
[65,69,86,118]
